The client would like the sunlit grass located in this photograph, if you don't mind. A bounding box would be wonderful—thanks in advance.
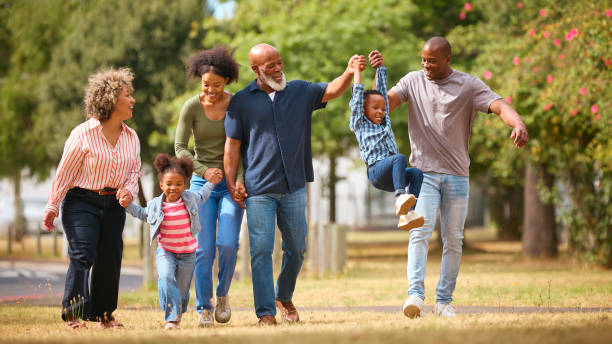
[0,306,610,344]
[2,228,612,343]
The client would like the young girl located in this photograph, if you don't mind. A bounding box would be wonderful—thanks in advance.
[126,153,221,329]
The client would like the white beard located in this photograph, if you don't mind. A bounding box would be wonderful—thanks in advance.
[261,71,286,91]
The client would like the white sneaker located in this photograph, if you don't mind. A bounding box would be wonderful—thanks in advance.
[164,321,179,330]
[215,295,231,323]
[402,295,424,318]
[434,303,457,317]
[198,309,214,327]
[398,210,425,231]
[395,194,417,216]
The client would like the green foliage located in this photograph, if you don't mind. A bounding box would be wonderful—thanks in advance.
[38,0,206,165]
[449,0,612,266]
[0,0,70,179]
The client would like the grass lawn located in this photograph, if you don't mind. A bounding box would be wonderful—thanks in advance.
[1,228,611,343]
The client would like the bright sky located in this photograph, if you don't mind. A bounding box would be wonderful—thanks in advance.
[210,0,236,19]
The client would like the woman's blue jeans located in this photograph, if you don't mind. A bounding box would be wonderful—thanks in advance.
[190,175,244,313]
[156,247,195,322]
[245,187,307,318]
[60,188,125,322]
[368,153,423,201]
[407,172,469,304]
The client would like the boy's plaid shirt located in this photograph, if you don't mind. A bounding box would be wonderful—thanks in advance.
[349,66,399,167]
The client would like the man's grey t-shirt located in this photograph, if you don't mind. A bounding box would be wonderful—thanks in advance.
[390,69,501,177]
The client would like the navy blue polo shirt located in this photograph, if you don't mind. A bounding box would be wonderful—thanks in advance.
[225,79,328,196]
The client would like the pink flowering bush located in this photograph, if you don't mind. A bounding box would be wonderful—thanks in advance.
[449,0,611,266]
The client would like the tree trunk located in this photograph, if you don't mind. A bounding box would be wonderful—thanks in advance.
[328,154,337,223]
[522,163,557,257]
[12,171,25,242]
[489,183,523,240]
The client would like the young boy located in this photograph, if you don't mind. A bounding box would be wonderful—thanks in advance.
[349,52,424,230]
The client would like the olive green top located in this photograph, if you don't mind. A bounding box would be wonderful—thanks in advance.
[175,94,244,182]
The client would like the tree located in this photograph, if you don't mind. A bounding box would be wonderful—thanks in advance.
[0,0,72,241]
[448,1,611,265]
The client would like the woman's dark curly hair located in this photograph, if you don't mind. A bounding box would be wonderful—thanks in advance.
[153,153,194,183]
[185,45,239,83]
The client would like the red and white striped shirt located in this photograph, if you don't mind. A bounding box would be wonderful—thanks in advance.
[45,118,141,215]
[158,198,198,254]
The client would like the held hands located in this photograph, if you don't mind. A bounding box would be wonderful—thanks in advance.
[368,50,384,68]
[116,188,133,208]
[227,181,247,209]
[204,168,224,185]
[233,181,248,209]
[347,55,367,74]
[42,211,56,232]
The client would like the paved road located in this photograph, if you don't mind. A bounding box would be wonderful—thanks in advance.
[0,259,142,304]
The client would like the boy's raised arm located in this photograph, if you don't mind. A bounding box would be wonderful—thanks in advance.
[349,56,367,132]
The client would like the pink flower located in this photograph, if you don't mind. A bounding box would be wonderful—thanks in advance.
[543,103,553,111]
[579,87,586,96]
[554,38,561,46]
[464,3,472,11]
[528,28,536,36]
[558,54,565,59]
[565,33,574,42]
[483,70,492,79]
[544,31,550,39]
[547,75,553,83]
[607,9,611,18]
[517,2,524,9]
[459,12,466,20]
[591,104,598,113]
[533,66,540,73]
[605,59,611,66]
[513,57,520,66]
[595,113,601,120]
[540,9,547,16]
[506,96,512,104]
[570,28,578,36]
[571,109,578,116]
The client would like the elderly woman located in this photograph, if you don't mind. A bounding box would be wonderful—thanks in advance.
[175,46,244,327]
[42,68,141,329]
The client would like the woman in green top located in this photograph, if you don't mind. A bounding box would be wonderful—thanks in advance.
[175,46,244,327]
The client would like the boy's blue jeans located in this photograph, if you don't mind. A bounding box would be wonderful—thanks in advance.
[408,172,469,304]
[156,247,195,322]
[367,153,423,201]
[245,187,307,318]
[190,175,244,313]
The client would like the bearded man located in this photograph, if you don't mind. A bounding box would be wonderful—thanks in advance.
[224,43,363,325]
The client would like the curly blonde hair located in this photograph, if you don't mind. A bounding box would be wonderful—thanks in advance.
[83,68,134,121]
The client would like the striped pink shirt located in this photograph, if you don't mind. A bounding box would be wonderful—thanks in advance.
[158,198,198,254]
[45,118,141,215]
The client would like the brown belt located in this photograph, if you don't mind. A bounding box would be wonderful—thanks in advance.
[92,188,118,196]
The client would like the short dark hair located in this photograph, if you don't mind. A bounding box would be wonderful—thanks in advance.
[364,89,383,102]
[185,45,239,83]
[425,36,452,57]
[153,153,194,183]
